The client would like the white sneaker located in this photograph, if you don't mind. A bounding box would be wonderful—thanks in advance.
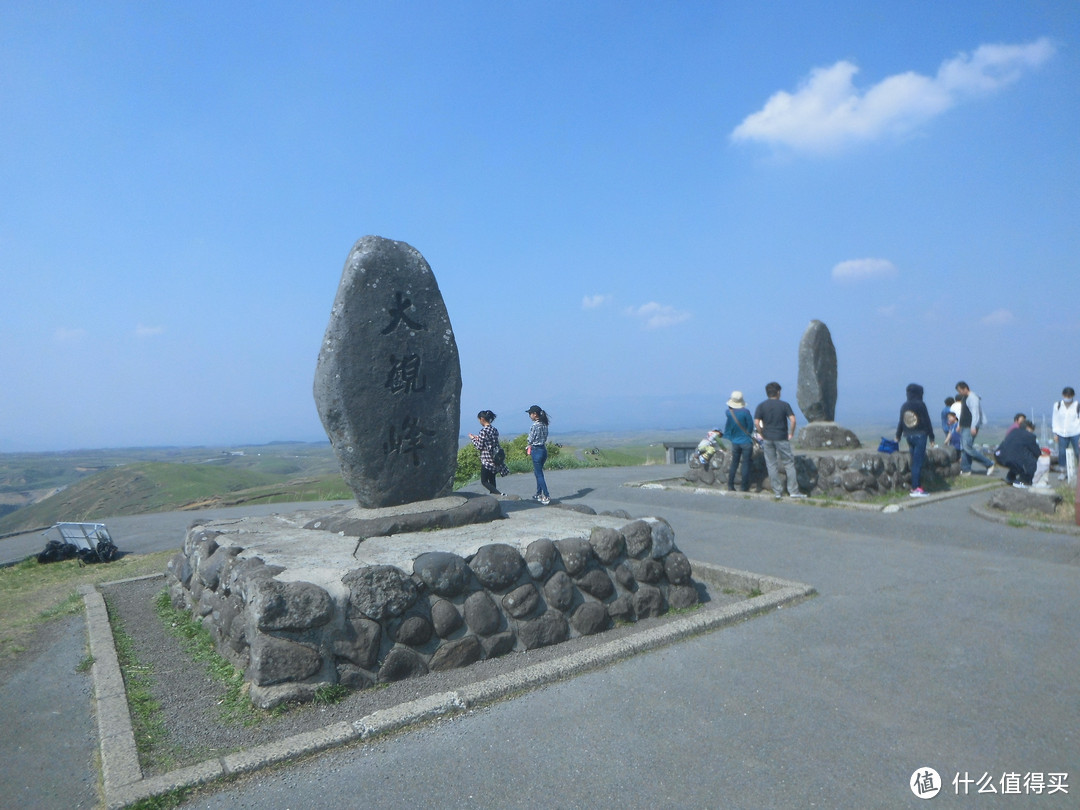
[1012,482,1028,489]
[788,492,807,499]
[986,464,995,476]
[539,495,550,505]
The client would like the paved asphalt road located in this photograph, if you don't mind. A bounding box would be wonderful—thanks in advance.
[3,464,1078,809]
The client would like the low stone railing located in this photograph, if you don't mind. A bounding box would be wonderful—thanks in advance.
[686,446,962,499]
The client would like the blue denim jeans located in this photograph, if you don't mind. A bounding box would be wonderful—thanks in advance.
[531,444,549,497]
[906,432,928,489]
[1057,433,1080,472]
[728,442,753,491]
[960,429,994,472]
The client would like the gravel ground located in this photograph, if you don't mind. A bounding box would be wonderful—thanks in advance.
[101,573,738,776]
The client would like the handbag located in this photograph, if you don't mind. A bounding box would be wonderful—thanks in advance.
[878,437,899,453]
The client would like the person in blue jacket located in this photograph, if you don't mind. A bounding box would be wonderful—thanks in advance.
[723,390,755,492]
[895,383,935,497]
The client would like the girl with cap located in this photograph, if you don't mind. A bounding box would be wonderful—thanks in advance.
[526,405,550,504]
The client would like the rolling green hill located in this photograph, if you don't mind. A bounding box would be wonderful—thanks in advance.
[0,461,352,535]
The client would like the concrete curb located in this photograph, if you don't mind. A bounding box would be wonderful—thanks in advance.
[969,500,1080,536]
[79,584,142,796]
[88,564,813,809]
[631,477,1003,512]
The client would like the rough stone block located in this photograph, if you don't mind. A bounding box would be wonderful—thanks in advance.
[249,636,322,686]
[502,583,541,619]
[517,610,570,650]
[429,636,483,671]
[345,565,419,621]
[633,584,666,619]
[575,569,614,600]
[589,527,625,564]
[555,537,593,576]
[463,591,502,636]
[543,570,576,612]
[525,537,557,579]
[430,599,463,638]
[413,551,471,597]
[622,520,653,558]
[469,543,525,591]
[250,579,334,631]
[570,602,610,636]
[378,648,428,682]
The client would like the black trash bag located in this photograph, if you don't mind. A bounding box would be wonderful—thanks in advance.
[37,540,80,564]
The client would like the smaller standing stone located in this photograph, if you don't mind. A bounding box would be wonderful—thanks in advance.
[796,319,838,423]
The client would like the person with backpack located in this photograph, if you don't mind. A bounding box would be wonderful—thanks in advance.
[468,410,508,495]
[894,383,936,497]
[1051,386,1080,480]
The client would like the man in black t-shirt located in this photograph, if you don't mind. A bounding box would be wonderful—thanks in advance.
[753,382,806,499]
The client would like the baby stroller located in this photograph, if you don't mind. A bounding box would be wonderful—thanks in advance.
[37,522,118,564]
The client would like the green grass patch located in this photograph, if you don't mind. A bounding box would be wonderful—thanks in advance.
[152,590,277,727]
[0,550,176,668]
[312,683,350,705]
[453,434,657,488]
[107,594,178,771]
[123,786,190,810]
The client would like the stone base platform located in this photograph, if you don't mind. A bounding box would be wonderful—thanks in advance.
[796,421,861,450]
[166,497,700,708]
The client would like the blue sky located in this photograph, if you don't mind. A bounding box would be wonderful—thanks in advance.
[2,1,1077,451]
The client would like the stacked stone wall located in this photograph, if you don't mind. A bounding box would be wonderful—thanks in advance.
[166,515,699,708]
[687,446,961,499]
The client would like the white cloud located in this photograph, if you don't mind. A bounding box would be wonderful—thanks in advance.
[135,324,166,338]
[832,258,897,282]
[54,327,86,341]
[582,294,612,309]
[625,302,692,329]
[732,38,1054,152]
[980,308,1015,326]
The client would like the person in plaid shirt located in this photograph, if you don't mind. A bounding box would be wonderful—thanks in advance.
[526,405,551,504]
[468,410,508,495]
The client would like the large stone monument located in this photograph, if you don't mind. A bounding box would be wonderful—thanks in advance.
[163,235,702,707]
[314,236,461,508]
[795,320,859,449]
